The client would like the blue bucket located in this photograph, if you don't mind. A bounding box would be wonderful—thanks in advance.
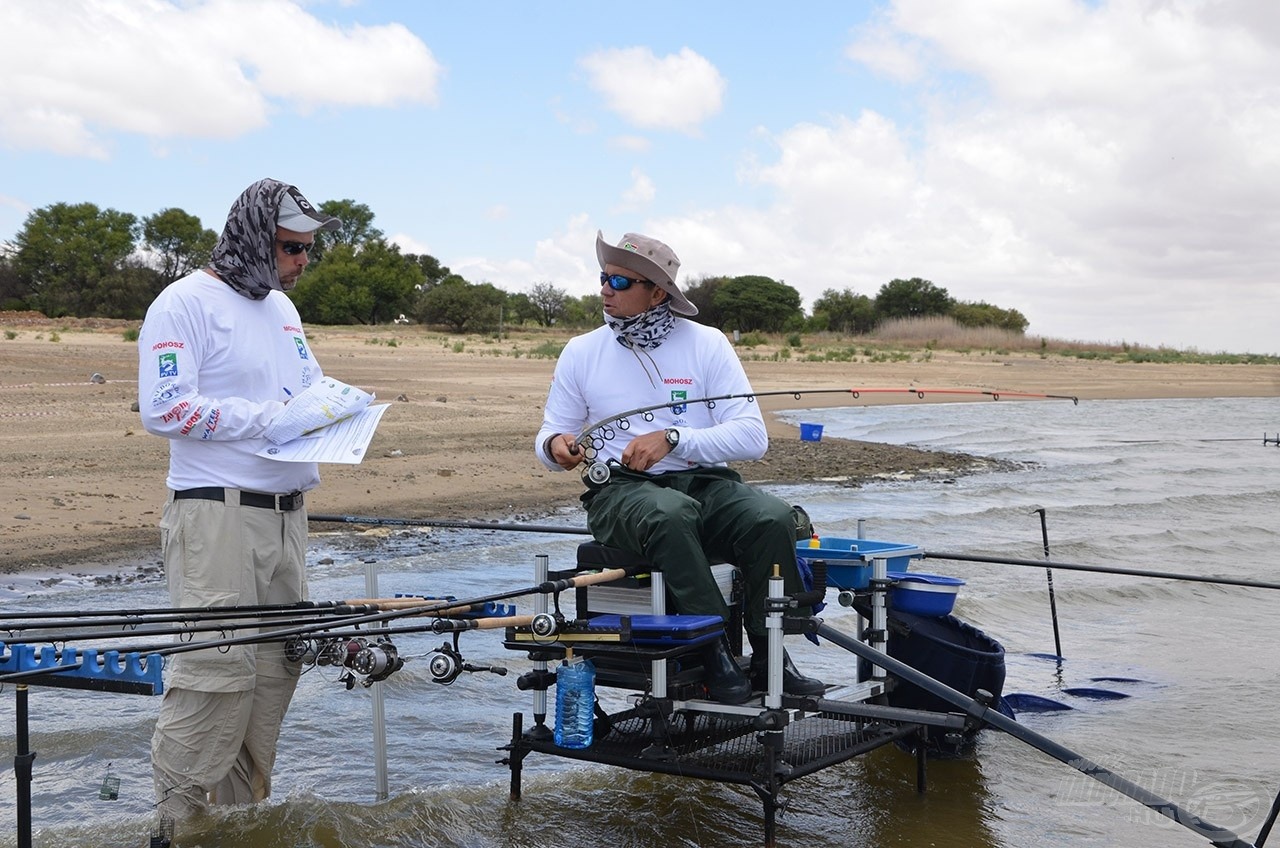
[799,423,823,442]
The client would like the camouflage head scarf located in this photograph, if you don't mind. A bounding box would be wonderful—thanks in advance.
[210,178,289,301]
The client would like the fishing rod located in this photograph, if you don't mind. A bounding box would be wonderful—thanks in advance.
[0,567,641,686]
[923,551,1280,591]
[574,385,1080,448]
[0,599,341,623]
[9,612,543,669]
[0,608,400,648]
[0,606,374,637]
[816,621,1257,848]
[309,513,591,535]
[0,595,538,654]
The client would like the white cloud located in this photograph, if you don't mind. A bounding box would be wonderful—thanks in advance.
[642,0,1280,352]
[845,21,926,83]
[454,214,598,297]
[609,135,653,153]
[0,0,441,157]
[579,46,725,134]
[388,232,434,257]
[619,169,656,208]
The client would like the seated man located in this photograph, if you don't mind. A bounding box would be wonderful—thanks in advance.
[535,230,824,703]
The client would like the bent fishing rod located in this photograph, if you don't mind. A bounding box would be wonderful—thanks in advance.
[924,550,1280,592]
[574,385,1080,448]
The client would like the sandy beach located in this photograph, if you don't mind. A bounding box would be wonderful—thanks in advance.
[2,313,1277,575]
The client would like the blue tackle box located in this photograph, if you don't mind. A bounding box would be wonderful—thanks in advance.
[796,537,924,590]
[585,614,725,647]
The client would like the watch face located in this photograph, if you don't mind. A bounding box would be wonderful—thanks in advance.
[666,428,679,447]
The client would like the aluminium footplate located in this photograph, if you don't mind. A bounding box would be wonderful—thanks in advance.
[506,700,925,788]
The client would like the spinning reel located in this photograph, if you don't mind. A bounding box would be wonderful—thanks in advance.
[285,634,405,689]
[427,631,509,685]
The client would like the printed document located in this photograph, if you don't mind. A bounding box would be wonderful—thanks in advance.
[258,377,386,464]
[257,403,390,464]
[265,377,374,445]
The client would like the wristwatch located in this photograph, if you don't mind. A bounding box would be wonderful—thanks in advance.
[664,428,680,450]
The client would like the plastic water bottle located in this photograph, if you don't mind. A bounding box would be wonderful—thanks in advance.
[554,647,596,749]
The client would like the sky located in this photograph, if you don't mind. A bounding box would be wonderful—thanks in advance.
[1,0,1278,354]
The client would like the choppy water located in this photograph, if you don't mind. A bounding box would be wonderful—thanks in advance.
[2,397,1279,848]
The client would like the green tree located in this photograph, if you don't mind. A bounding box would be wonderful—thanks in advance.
[292,240,423,325]
[950,301,1029,333]
[415,276,506,332]
[11,202,139,317]
[874,277,953,320]
[88,264,165,320]
[316,199,382,249]
[713,275,802,332]
[142,208,217,285]
[408,253,451,291]
[811,288,877,334]
[561,293,603,328]
[0,250,30,310]
[527,281,568,326]
[683,274,726,329]
[505,291,538,326]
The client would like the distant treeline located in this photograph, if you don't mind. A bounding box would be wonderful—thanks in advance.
[0,198,1029,335]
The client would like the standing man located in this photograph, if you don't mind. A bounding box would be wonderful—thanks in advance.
[137,178,340,822]
[535,230,824,704]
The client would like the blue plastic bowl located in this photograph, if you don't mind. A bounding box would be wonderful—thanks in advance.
[887,571,965,617]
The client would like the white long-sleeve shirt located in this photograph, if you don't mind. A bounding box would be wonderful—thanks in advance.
[137,270,322,493]
[535,318,767,473]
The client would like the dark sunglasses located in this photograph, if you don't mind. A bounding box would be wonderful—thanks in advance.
[277,240,315,256]
[600,271,651,291]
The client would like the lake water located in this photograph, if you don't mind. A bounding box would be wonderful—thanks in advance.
[2,396,1279,848]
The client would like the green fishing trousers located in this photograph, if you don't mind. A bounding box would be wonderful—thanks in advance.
[582,466,806,635]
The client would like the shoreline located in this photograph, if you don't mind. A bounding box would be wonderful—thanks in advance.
[2,318,1277,576]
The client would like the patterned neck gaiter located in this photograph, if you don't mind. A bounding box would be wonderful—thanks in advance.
[604,302,676,351]
[209,179,288,301]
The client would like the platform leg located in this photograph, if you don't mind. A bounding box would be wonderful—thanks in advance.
[762,791,778,848]
[507,712,525,799]
[915,728,928,793]
[15,684,34,848]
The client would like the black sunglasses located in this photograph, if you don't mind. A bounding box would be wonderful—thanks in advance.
[600,271,651,291]
[277,240,315,256]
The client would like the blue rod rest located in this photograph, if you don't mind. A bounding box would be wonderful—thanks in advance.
[0,643,164,695]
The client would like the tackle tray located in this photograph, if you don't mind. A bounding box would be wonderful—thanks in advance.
[796,538,924,590]
[584,614,724,646]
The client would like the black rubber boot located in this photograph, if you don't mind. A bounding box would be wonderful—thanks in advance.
[700,637,752,704]
[748,633,826,697]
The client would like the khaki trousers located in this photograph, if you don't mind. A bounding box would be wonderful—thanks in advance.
[151,491,307,821]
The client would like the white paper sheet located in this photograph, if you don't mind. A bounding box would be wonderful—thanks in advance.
[257,403,390,464]
[265,377,374,445]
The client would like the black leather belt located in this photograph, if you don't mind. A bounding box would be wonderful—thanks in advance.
[173,487,304,512]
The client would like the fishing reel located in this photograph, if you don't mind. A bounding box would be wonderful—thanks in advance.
[284,635,404,689]
[351,637,404,685]
[427,633,508,685]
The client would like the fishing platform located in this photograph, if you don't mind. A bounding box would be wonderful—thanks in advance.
[499,540,983,847]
